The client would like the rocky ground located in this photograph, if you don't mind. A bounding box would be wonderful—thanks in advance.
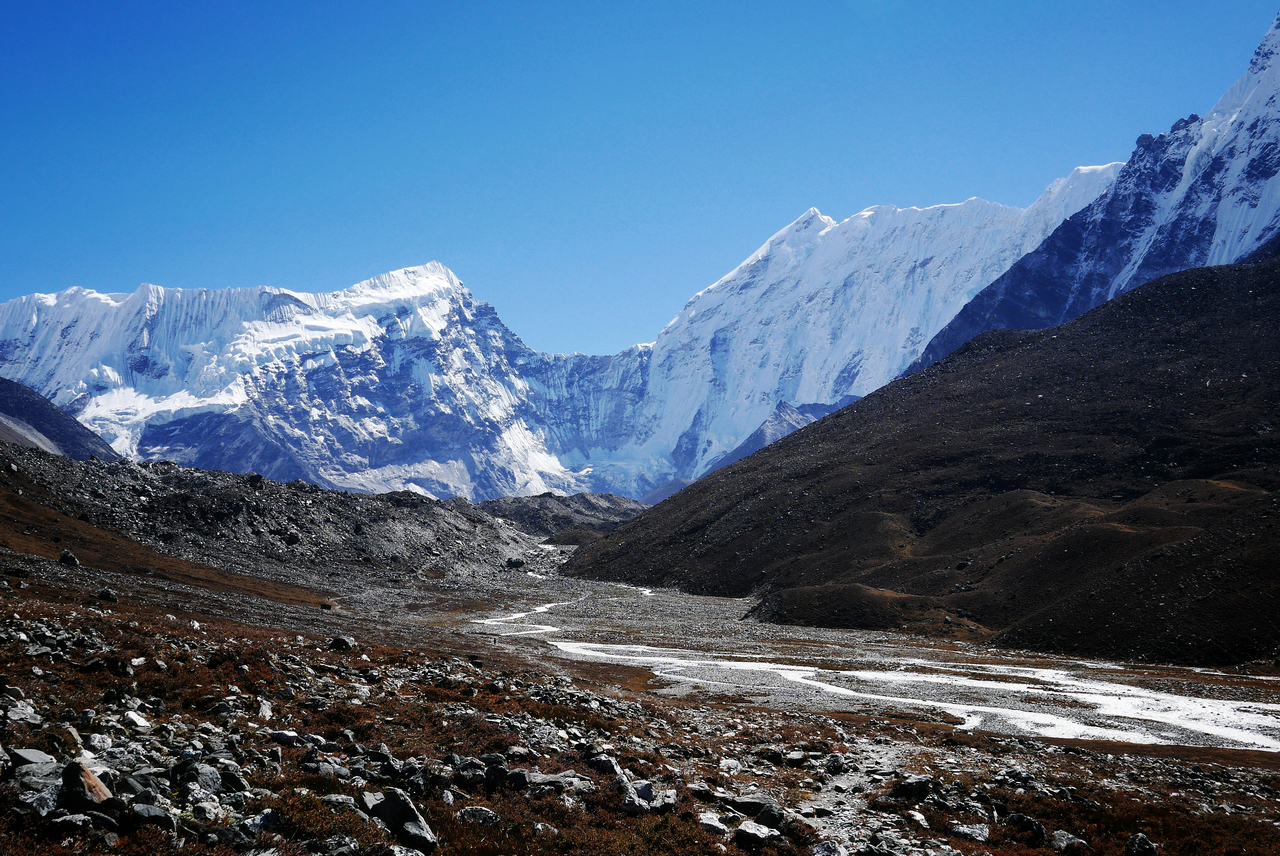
[2,442,1280,854]
[0,549,1279,855]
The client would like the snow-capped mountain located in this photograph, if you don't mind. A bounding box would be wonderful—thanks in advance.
[913,12,1280,371]
[599,164,1120,486]
[0,265,627,497]
[0,162,1121,499]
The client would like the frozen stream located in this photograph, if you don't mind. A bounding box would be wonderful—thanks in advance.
[469,581,1280,752]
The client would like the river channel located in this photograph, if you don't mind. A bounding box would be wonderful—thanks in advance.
[454,571,1280,753]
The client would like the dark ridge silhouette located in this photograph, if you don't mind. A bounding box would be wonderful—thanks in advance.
[0,377,120,462]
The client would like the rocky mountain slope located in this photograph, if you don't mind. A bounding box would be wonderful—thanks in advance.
[0,171,1118,500]
[477,492,646,544]
[566,256,1280,666]
[0,378,118,462]
[913,12,1280,372]
[0,440,642,623]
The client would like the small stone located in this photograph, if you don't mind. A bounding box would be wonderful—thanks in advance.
[455,805,501,826]
[951,822,990,843]
[49,813,93,833]
[698,811,730,836]
[327,636,357,651]
[813,843,849,856]
[123,710,150,729]
[533,822,559,837]
[97,588,119,603]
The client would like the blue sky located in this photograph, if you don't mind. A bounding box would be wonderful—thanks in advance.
[1,2,1276,355]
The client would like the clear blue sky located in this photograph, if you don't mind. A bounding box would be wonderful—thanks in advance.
[1,2,1276,355]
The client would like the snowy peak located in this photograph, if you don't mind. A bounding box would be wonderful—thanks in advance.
[1031,163,1126,224]
[600,164,1119,485]
[1247,11,1280,76]
[0,145,1118,502]
[913,10,1280,372]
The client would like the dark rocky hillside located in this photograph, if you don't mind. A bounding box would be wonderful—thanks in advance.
[478,492,647,544]
[0,443,555,616]
[0,377,119,462]
[566,258,1280,666]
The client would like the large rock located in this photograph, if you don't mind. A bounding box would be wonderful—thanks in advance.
[733,819,782,850]
[370,788,437,854]
[8,747,56,766]
[132,803,177,832]
[1006,813,1048,847]
[1052,829,1092,853]
[1125,833,1158,856]
[59,761,113,813]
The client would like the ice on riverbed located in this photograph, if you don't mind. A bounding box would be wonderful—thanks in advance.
[548,641,1280,752]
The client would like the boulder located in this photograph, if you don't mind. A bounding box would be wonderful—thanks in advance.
[733,819,781,850]
[132,803,177,832]
[889,774,937,803]
[455,805,501,826]
[728,793,777,816]
[59,761,113,813]
[328,636,357,651]
[8,747,56,766]
[1006,813,1048,847]
[756,802,788,830]
[59,550,79,567]
[950,822,990,843]
[1125,833,1158,856]
[370,788,437,854]
[1052,829,1092,853]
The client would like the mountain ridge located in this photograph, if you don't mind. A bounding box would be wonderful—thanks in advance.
[0,167,1118,499]
[565,255,1280,665]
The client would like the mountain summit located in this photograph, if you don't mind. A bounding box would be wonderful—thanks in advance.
[912,12,1280,371]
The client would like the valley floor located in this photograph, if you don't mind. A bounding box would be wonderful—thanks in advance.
[2,540,1279,855]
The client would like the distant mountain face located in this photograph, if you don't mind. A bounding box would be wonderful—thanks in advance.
[0,265,650,499]
[0,378,119,462]
[913,12,1280,371]
[0,166,1115,499]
